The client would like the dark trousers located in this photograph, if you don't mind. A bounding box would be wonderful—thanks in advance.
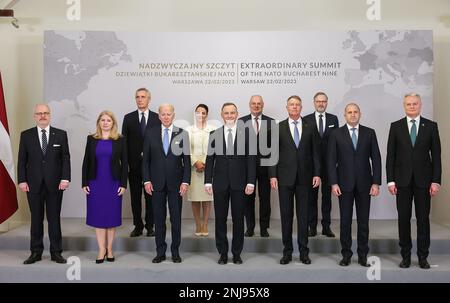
[396,179,431,259]
[129,173,154,230]
[27,181,63,254]
[308,183,332,230]
[214,188,245,257]
[244,167,271,231]
[338,189,371,258]
[152,187,182,257]
[278,184,309,257]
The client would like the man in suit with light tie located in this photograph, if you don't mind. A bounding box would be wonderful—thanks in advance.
[327,103,381,267]
[18,104,71,264]
[386,93,441,269]
[122,88,160,238]
[239,95,274,238]
[269,95,321,265]
[142,103,190,263]
[205,102,256,265]
[303,92,339,238]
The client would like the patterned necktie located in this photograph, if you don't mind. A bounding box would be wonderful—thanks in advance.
[410,119,417,146]
[41,129,47,154]
[319,114,324,137]
[254,116,260,135]
[293,121,300,147]
[140,112,146,136]
[351,127,357,150]
[226,128,234,155]
[163,128,169,155]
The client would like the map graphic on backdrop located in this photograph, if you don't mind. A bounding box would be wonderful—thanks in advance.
[44,30,433,219]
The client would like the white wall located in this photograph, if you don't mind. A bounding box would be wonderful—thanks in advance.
[1,0,450,225]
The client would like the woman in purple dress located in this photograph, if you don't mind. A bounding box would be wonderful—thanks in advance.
[82,110,127,263]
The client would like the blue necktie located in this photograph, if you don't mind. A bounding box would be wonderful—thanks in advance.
[319,114,324,137]
[140,112,146,136]
[41,129,47,154]
[293,121,300,147]
[163,128,169,155]
[351,127,357,150]
[410,119,417,146]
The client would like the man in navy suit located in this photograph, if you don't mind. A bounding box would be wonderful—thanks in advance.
[205,103,256,265]
[386,93,441,269]
[239,95,274,237]
[122,88,160,237]
[269,95,321,265]
[303,92,339,238]
[142,103,190,263]
[327,103,381,267]
[18,104,71,264]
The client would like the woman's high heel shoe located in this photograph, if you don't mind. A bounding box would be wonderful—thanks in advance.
[96,250,107,264]
[106,251,115,262]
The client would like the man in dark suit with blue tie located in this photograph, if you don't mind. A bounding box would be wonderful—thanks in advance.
[142,103,190,263]
[386,93,441,269]
[239,95,274,238]
[18,104,71,264]
[122,88,160,237]
[205,103,256,265]
[303,92,339,238]
[269,95,321,265]
[327,103,381,267]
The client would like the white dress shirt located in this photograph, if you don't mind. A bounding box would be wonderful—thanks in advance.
[315,111,326,132]
[288,117,302,143]
[37,125,50,150]
[138,109,150,125]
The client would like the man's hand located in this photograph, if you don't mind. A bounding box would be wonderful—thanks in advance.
[179,183,188,196]
[144,182,154,195]
[332,184,341,197]
[369,184,380,196]
[205,185,213,195]
[388,184,397,195]
[82,186,90,194]
[245,185,254,195]
[59,180,70,190]
[117,187,126,196]
[430,183,440,197]
[312,176,321,188]
[270,178,278,190]
[18,182,29,192]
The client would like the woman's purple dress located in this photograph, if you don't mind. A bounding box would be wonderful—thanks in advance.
[86,140,122,228]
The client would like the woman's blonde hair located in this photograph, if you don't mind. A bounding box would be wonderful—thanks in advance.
[93,110,121,140]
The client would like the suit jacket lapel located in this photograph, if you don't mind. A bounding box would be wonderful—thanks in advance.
[283,120,297,149]
[400,117,414,149]
[414,116,426,147]
[343,126,355,152]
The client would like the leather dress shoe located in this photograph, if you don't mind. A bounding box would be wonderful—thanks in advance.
[130,227,143,237]
[23,252,42,265]
[218,254,228,265]
[152,255,166,263]
[146,229,155,237]
[322,228,335,238]
[300,255,311,265]
[358,256,370,267]
[280,255,292,265]
[233,255,243,264]
[51,253,67,264]
[172,255,182,263]
[339,257,351,266]
[244,230,254,237]
[399,258,411,268]
[308,228,317,237]
[419,258,430,269]
[260,229,270,237]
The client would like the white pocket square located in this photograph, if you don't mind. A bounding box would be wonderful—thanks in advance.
[328,125,335,127]
[53,144,61,147]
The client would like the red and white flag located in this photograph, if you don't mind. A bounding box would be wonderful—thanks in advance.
[0,71,18,224]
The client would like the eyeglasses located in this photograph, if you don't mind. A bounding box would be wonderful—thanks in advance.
[34,112,50,116]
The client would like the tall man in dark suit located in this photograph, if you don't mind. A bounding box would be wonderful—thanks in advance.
[205,103,256,265]
[328,103,381,267]
[142,103,190,263]
[303,92,339,238]
[18,104,71,264]
[239,95,274,237]
[269,95,321,265]
[122,88,160,237]
[386,93,441,269]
